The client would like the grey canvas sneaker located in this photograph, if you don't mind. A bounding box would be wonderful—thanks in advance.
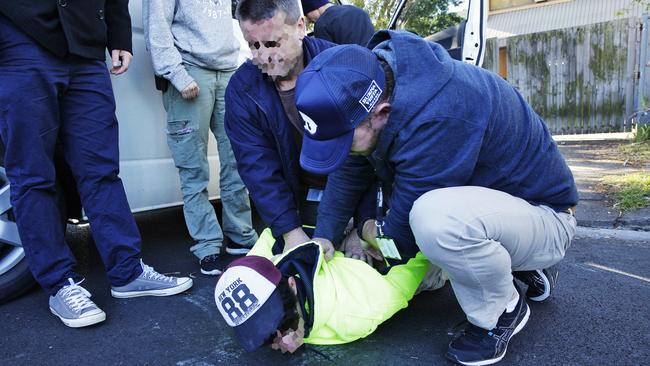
[49,278,106,328]
[110,260,193,298]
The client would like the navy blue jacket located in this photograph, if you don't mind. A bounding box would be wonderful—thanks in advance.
[225,37,336,238]
[314,30,579,260]
[0,0,131,60]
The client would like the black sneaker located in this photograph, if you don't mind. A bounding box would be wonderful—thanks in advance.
[513,266,558,302]
[200,254,222,275]
[224,240,252,255]
[446,283,530,366]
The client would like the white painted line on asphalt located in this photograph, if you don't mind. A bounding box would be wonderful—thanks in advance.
[576,226,650,242]
[584,262,650,284]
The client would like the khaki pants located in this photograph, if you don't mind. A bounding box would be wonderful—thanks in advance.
[409,186,576,329]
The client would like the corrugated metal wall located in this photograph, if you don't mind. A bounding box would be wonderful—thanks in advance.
[484,18,642,134]
[487,0,645,38]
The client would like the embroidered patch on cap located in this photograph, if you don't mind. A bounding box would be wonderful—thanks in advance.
[300,111,318,135]
[359,80,383,113]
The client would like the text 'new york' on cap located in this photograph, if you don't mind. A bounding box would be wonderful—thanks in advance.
[214,255,284,352]
[296,44,386,175]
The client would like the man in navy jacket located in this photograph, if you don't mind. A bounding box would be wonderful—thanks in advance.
[225,0,374,259]
[294,32,578,365]
[0,1,192,328]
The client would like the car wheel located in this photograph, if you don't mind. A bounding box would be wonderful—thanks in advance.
[0,167,35,303]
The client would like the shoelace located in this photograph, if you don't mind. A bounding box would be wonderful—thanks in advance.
[141,260,174,283]
[202,254,219,262]
[60,278,95,313]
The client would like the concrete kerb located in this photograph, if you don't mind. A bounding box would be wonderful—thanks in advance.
[555,132,650,232]
[575,226,650,241]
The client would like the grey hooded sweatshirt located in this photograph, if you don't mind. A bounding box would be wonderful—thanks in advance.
[143,0,240,91]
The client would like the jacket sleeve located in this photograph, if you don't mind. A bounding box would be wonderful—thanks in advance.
[314,155,375,243]
[105,0,133,54]
[383,118,484,252]
[224,82,302,238]
[142,0,194,91]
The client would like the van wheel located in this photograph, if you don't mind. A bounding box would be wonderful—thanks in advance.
[0,246,34,303]
[0,167,34,303]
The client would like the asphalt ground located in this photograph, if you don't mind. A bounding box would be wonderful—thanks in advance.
[1,206,649,366]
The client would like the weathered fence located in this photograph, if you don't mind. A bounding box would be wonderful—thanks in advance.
[484,18,644,134]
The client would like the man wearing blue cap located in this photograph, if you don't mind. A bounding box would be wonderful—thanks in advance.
[225,0,376,261]
[294,31,578,365]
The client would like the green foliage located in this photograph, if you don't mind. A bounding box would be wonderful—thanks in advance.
[602,172,650,211]
[359,0,462,37]
[633,0,650,10]
[635,124,650,142]
[617,0,650,16]
[398,0,463,37]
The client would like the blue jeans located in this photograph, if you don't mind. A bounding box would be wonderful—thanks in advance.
[0,15,142,295]
[162,65,258,259]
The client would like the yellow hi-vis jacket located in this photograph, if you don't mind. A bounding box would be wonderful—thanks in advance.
[248,228,431,345]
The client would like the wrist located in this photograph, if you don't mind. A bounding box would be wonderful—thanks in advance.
[361,219,376,242]
[357,219,371,241]
[282,227,308,250]
[282,227,302,241]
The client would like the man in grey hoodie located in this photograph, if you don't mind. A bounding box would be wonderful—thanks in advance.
[143,0,258,275]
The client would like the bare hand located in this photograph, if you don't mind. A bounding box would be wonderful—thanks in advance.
[181,81,200,100]
[311,237,335,261]
[110,50,132,75]
[282,227,310,253]
[341,230,383,265]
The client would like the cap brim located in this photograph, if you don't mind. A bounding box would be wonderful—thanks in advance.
[300,130,354,175]
[233,289,285,352]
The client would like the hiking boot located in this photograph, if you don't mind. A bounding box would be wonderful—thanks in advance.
[111,260,193,298]
[200,254,223,275]
[446,283,530,366]
[224,239,252,255]
[513,266,558,302]
[49,278,106,328]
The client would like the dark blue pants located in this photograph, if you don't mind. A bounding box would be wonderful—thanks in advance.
[0,16,142,295]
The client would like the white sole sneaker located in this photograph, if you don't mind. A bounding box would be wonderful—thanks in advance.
[225,247,251,255]
[200,268,223,276]
[458,304,531,366]
[110,278,193,298]
[50,307,106,328]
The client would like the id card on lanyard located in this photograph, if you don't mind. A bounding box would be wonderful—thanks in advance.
[375,184,402,260]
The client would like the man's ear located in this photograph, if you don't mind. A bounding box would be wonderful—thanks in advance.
[370,102,391,128]
[375,102,391,117]
[287,276,298,295]
[297,16,306,37]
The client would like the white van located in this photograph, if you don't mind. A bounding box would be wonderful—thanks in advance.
[0,0,486,303]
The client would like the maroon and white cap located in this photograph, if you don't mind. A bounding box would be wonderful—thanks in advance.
[214,256,285,351]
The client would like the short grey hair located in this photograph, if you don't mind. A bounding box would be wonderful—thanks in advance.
[236,0,302,24]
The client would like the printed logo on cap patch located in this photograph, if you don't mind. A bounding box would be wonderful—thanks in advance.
[215,266,275,327]
[359,80,382,113]
[300,111,318,135]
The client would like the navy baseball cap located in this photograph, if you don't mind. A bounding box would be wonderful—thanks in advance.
[296,45,386,175]
[214,256,285,352]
